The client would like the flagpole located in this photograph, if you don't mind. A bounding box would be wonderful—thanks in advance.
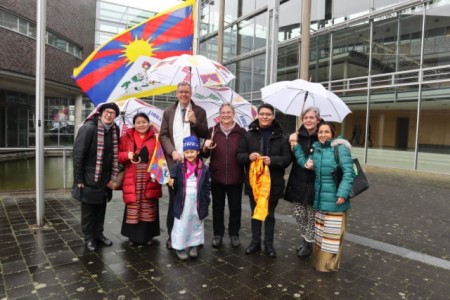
[193,0,200,55]
[35,0,46,227]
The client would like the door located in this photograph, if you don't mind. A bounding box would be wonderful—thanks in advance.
[395,117,409,150]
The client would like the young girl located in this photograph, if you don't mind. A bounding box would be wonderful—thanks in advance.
[170,136,211,260]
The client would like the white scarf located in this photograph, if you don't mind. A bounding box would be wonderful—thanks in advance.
[173,102,192,155]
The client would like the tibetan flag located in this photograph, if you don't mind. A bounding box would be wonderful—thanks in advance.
[73,0,195,105]
[148,138,170,185]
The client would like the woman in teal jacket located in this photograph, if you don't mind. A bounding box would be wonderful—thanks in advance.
[293,122,354,272]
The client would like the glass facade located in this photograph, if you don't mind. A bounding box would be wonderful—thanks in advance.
[199,0,450,174]
[0,89,94,148]
[96,0,156,47]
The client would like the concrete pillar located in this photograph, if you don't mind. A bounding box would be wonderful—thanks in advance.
[74,94,83,139]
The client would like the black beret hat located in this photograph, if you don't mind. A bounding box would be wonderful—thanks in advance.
[98,102,120,117]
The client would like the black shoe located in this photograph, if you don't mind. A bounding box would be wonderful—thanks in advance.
[230,236,240,248]
[212,236,222,248]
[264,242,276,258]
[296,239,308,252]
[245,241,261,255]
[166,238,173,250]
[298,242,312,257]
[96,235,113,246]
[85,239,97,251]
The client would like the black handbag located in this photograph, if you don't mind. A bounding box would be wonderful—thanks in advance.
[332,148,369,198]
[71,185,83,201]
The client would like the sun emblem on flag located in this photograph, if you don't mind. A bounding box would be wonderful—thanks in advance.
[122,37,157,66]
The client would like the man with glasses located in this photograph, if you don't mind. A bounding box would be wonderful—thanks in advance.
[159,82,208,250]
[72,102,120,251]
[237,103,291,258]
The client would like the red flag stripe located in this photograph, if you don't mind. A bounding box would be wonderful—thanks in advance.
[152,50,193,59]
[151,17,194,45]
[76,58,127,91]
[92,49,124,61]
[114,31,134,44]
[140,14,171,41]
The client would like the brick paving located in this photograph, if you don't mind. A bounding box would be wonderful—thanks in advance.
[1,165,449,299]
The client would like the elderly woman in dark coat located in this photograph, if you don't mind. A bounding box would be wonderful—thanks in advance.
[285,107,321,257]
[72,102,120,251]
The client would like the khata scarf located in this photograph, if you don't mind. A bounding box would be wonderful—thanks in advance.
[95,118,119,182]
[173,102,192,156]
[249,158,271,221]
[184,159,203,182]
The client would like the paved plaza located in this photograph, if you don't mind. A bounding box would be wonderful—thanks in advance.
[0,165,449,299]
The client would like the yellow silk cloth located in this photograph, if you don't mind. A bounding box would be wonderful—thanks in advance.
[249,158,271,221]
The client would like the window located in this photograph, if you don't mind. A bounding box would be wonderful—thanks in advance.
[0,8,82,58]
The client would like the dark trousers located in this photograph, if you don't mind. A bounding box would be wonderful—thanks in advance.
[211,182,243,237]
[249,193,279,245]
[81,201,107,242]
[166,185,175,237]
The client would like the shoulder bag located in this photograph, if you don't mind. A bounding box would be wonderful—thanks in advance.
[332,148,369,198]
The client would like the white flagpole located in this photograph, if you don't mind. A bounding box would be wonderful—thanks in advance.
[35,0,46,227]
[193,0,200,55]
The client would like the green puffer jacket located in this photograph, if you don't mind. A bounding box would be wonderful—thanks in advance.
[293,137,354,212]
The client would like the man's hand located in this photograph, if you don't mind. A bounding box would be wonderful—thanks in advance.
[77,183,84,188]
[186,108,196,124]
[172,150,184,163]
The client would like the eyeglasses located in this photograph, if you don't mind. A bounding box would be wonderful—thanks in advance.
[259,113,273,117]
[103,110,116,117]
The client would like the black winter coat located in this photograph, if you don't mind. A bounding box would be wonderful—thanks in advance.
[72,118,119,204]
[284,125,318,204]
[236,119,292,201]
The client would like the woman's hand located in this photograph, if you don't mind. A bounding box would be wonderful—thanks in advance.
[305,158,314,170]
[336,197,346,205]
[168,178,174,188]
[204,139,213,149]
[128,151,134,160]
[289,132,298,151]
[249,152,261,161]
[261,156,271,165]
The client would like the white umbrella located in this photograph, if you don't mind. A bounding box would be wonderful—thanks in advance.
[84,98,164,136]
[261,79,351,122]
[191,86,257,130]
[147,54,235,88]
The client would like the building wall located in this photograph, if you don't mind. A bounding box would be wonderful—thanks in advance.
[0,0,96,86]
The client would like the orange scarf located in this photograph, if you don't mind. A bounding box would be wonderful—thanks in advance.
[249,158,271,221]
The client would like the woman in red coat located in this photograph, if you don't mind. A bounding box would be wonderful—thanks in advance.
[119,112,162,245]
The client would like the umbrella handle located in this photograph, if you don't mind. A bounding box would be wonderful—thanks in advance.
[131,156,141,164]
[207,126,217,149]
[297,91,309,129]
